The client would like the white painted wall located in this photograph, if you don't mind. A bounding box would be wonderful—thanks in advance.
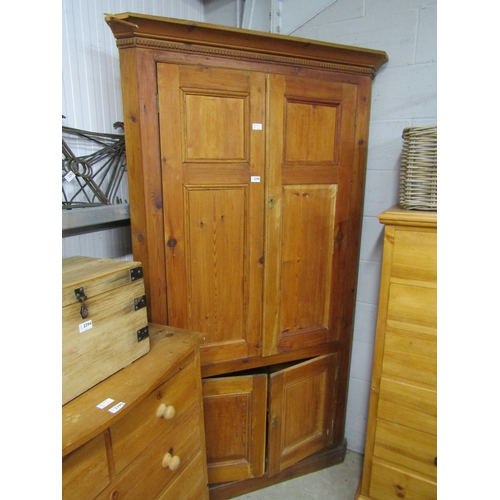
[61,0,436,455]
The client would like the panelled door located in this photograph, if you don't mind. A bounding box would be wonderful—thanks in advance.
[267,353,338,477]
[201,353,338,483]
[263,74,358,356]
[157,64,266,366]
[202,374,268,484]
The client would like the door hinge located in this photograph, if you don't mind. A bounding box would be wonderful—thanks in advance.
[130,266,143,281]
[354,109,358,127]
[134,295,147,311]
[156,94,160,113]
[137,325,149,342]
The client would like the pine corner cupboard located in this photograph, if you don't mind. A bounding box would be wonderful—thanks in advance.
[106,13,388,499]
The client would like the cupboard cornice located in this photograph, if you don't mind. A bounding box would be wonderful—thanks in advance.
[105,13,388,77]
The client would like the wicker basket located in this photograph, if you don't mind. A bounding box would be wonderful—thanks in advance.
[399,126,437,211]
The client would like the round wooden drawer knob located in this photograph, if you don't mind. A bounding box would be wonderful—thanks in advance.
[162,452,181,471]
[156,403,176,420]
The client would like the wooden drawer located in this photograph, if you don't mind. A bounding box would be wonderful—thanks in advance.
[157,451,209,500]
[110,356,199,474]
[377,378,436,435]
[373,420,437,479]
[382,329,436,388]
[97,405,204,500]
[391,229,436,283]
[369,460,436,500]
[62,432,110,500]
[386,283,437,336]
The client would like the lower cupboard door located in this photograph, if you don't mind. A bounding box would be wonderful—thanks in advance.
[202,374,267,484]
[267,353,338,477]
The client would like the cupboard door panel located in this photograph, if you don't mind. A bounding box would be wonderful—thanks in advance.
[267,353,337,477]
[284,100,338,164]
[279,184,336,348]
[183,92,247,162]
[186,187,246,345]
[263,74,357,355]
[158,63,265,365]
[202,374,267,484]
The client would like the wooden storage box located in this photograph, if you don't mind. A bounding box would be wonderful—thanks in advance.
[62,256,150,405]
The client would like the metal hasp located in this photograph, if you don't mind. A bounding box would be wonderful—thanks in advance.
[74,287,89,319]
[74,287,87,302]
[137,326,149,342]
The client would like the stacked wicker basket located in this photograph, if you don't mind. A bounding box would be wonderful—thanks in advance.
[399,126,437,211]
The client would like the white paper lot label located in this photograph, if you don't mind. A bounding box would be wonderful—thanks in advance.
[109,402,126,414]
[64,171,76,182]
[79,320,92,333]
[96,398,114,409]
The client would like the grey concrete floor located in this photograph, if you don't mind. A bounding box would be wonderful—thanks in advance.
[232,450,363,500]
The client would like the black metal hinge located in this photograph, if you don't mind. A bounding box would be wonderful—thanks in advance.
[134,295,147,311]
[137,326,149,342]
[130,266,143,281]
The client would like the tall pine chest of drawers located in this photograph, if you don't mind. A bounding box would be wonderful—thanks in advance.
[358,206,437,500]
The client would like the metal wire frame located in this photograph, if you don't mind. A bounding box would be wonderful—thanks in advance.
[62,123,127,209]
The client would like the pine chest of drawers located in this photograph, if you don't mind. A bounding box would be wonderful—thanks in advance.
[357,207,437,500]
[62,323,209,500]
